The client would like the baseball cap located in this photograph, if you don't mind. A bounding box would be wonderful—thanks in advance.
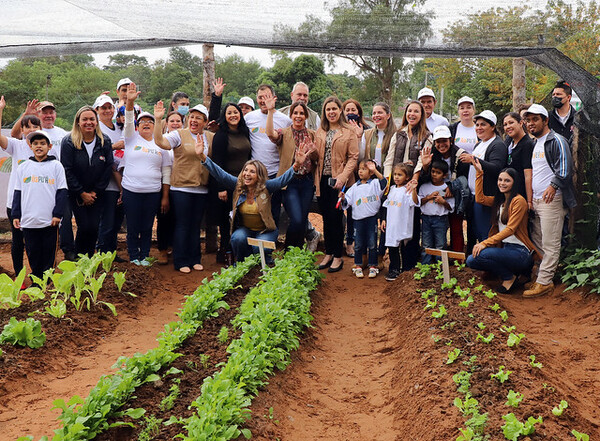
[457,96,475,106]
[137,111,155,122]
[474,110,497,126]
[93,95,114,109]
[524,104,549,118]
[117,78,133,90]
[238,96,255,109]
[26,130,51,144]
[190,104,209,119]
[417,87,436,100]
[39,101,55,110]
[432,125,452,141]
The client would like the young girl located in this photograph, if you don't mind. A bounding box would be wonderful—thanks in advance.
[341,160,387,278]
[381,164,420,281]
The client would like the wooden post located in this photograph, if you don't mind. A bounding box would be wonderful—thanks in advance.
[424,248,466,285]
[247,238,276,270]
[512,58,526,111]
[202,44,215,108]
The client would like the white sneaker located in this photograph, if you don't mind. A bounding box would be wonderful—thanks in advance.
[140,258,152,267]
[368,267,379,278]
[352,266,364,278]
[307,231,321,252]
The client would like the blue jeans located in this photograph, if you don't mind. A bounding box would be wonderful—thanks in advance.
[467,243,533,280]
[421,214,449,265]
[97,190,122,253]
[170,190,208,269]
[283,174,314,248]
[472,202,492,243]
[354,215,378,266]
[269,173,283,227]
[122,189,160,261]
[230,226,278,262]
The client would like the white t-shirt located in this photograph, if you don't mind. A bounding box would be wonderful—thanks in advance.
[120,133,169,193]
[418,181,455,216]
[343,178,385,220]
[83,140,95,165]
[100,121,124,192]
[498,205,527,248]
[531,133,559,199]
[43,126,68,160]
[454,123,478,154]
[245,110,292,176]
[425,112,449,132]
[468,137,494,192]
[14,158,67,229]
[384,185,420,247]
[4,137,61,209]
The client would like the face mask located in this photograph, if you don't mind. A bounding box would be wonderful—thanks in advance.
[177,105,189,116]
[551,96,564,108]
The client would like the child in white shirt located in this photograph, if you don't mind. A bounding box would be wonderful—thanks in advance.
[381,163,420,281]
[341,160,387,278]
[418,160,455,264]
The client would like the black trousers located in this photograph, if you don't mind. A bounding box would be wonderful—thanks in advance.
[317,175,344,258]
[6,208,24,274]
[23,226,58,278]
[157,192,175,251]
[71,195,104,257]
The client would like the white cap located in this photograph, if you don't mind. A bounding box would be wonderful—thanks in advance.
[238,96,255,109]
[137,111,155,122]
[457,96,474,106]
[474,110,497,126]
[432,125,452,141]
[93,95,114,109]
[117,77,133,89]
[417,87,436,100]
[26,130,51,144]
[190,104,209,119]
[524,104,549,118]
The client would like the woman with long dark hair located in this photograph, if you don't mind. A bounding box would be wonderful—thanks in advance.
[502,112,533,205]
[466,160,540,293]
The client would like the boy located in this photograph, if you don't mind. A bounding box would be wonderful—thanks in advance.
[12,130,68,278]
[418,160,455,264]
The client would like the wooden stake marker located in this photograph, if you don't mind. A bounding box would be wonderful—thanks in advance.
[424,248,466,284]
[247,238,276,270]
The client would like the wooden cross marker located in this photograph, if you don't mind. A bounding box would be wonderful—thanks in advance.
[247,238,276,270]
[424,248,466,284]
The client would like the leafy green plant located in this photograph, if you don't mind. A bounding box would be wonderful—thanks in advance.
[447,348,461,364]
[476,322,486,330]
[483,289,497,299]
[571,429,590,440]
[138,414,163,441]
[552,400,568,416]
[491,366,512,384]
[454,395,480,415]
[441,277,458,289]
[499,310,508,322]
[431,305,447,318]
[507,333,525,347]
[217,326,229,344]
[505,390,524,408]
[459,296,474,308]
[453,371,472,395]
[529,355,543,369]
[113,272,126,292]
[0,317,46,348]
[468,277,476,286]
[489,303,500,312]
[199,353,211,368]
[413,262,432,280]
[501,413,542,440]
[45,299,67,319]
[0,268,28,309]
[454,285,470,299]
[424,295,438,310]
[501,325,516,333]
[476,333,494,344]
[421,288,436,299]
[560,248,600,293]
[159,378,181,412]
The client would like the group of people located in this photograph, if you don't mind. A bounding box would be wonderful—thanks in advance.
[0,76,578,298]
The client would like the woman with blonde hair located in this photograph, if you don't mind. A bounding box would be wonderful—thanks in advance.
[61,105,114,257]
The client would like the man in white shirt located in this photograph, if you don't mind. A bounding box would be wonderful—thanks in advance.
[278,82,321,131]
[524,104,576,298]
[418,87,449,133]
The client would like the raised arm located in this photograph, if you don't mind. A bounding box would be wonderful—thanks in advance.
[265,95,281,144]
[124,82,140,139]
[10,99,40,139]
[0,96,8,149]
[153,100,171,149]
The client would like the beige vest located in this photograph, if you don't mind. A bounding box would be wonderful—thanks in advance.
[171,129,214,188]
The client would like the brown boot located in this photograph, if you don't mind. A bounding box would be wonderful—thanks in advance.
[158,249,169,265]
[523,282,553,298]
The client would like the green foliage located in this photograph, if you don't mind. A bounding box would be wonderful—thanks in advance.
[0,268,28,309]
[113,272,126,292]
[552,400,568,417]
[453,371,472,395]
[505,390,524,408]
[476,333,494,344]
[159,378,181,412]
[217,326,229,345]
[501,414,542,440]
[529,355,543,369]
[137,415,162,441]
[507,333,525,348]
[491,366,512,384]
[0,317,46,348]
[447,348,462,364]
[560,248,600,294]
[459,296,474,308]
[431,305,447,319]
[571,429,590,441]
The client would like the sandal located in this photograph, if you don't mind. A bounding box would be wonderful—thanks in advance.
[179,266,191,274]
[193,264,204,271]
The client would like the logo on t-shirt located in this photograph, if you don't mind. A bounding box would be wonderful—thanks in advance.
[355,195,380,206]
[23,175,56,185]
[251,127,259,133]
[533,151,545,159]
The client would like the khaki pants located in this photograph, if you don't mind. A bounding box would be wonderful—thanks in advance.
[530,195,567,285]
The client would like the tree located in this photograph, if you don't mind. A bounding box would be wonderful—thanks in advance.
[277,0,431,105]
[105,54,149,72]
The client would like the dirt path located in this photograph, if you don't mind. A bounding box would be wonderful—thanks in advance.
[0,258,225,440]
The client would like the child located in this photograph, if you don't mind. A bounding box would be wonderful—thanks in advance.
[381,163,420,281]
[341,160,387,278]
[418,160,455,264]
[11,130,68,279]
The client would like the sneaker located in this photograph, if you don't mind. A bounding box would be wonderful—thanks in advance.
[131,259,141,266]
[523,282,553,298]
[139,258,152,267]
[307,231,321,253]
[385,269,400,282]
[352,265,364,278]
[368,267,379,278]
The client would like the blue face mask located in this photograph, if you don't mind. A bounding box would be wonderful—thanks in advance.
[177,105,189,116]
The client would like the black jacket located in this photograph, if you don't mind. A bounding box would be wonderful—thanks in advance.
[548,105,577,144]
[474,135,508,196]
[61,133,114,199]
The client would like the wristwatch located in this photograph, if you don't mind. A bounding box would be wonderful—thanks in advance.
[550,182,559,190]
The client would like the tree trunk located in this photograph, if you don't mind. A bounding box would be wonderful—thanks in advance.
[202,44,215,107]
[380,57,393,105]
[512,58,526,111]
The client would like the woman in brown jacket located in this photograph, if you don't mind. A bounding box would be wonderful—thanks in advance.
[466,160,541,293]
[315,96,359,272]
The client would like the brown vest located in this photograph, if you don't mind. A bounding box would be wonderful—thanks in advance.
[276,127,315,176]
[171,129,214,188]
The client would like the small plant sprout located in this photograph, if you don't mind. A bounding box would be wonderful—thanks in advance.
[468,277,476,286]
[499,310,508,322]
[489,303,500,312]
[424,296,438,310]
[217,326,229,344]
[454,285,470,298]
[199,353,211,368]
[454,260,466,271]
[502,413,542,440]
[474,284,484,292]
[501,325,516,333]
[421,288,436,299]
[453,371,472,394]
[431,305,447,319]
[477,322,486,330]
[431,334,441,343]
[447,348,461,364]
[552,400,569,417]
[454,395,479,415]
[507,332,525,347]
[571,429,590,441]
[113,271,126,292]
[441,277,458,290]
[529,355,543,369]
[476,333,494,344]
[491,365,512,383]
[459,296,474,308]
[483,289,497,299]
[456,427,476,441]
[505,390,524,408]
